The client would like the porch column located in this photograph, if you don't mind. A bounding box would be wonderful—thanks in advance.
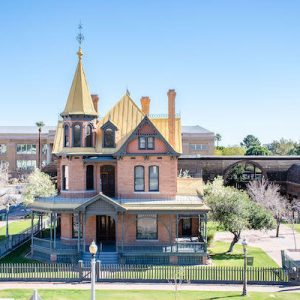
[176,214,179,252]
[115,213,118,251]
[83,212,86,252]
[50,213,53,250]
[31,211,34,256]
[53,213,57,250]
[77,212,81,252]
[121,212,125,252]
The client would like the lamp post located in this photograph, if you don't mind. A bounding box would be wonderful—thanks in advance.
[5,203,10,238]
[242,238,248,296]
[89,240,98,300]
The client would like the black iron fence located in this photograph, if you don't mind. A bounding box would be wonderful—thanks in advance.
[0,262,289,284]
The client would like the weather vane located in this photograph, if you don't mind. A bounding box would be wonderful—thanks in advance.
[76,22,84,46]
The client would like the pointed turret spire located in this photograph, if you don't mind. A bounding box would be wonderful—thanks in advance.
[61,24,97,117]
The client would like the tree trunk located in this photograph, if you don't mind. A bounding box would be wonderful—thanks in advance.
[227,232,240,253]
[276,222,280,238]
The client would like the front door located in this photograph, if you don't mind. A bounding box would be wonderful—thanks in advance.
[182,218,192,237]
[100,165,115,197]
[96,215,116,246]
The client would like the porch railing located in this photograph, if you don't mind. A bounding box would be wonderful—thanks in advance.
[32,237,80,254]
[118,242,206,254]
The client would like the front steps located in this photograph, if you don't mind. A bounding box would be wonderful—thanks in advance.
[81,251,119,265]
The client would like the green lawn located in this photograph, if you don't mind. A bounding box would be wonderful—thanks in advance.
[0,290,298,300]
[290,224,300,234]
[209,241,278,267]
[0,241,38,263]
[0,218,38,240]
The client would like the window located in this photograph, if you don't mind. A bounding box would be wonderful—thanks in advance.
[149,166,159,191]
[85,125,93,147]
[138,137,155,150]
[16,160,36,171]
[103,128,115,148]
[139,137,146,149]
[0,144,7,155]
[16,144,36,154]
[42,144,48,155]
[189,144,208,151]
[182,218,192,237]
[73,124,82,147]
[64,125,70,147]
[134,166,144,191]
[136,214,158,240]
[62,165,69,190]
[147,137,154,149]
[86,165,94,190]
[72,214,82,238]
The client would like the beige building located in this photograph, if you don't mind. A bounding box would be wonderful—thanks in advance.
[0,126,56,177]
[0,124,215,178]
[182,125,215,155]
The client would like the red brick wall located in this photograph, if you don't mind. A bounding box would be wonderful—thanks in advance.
[60,213,72,239]
[85,215,96,244]
[117,156,177,198]
[126,138,167,154]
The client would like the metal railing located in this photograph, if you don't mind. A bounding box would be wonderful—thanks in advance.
[118,242,206,254]
[32,237,80,254]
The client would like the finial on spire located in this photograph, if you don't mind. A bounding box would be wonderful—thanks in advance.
[126,87,130,96]
[76,22,84,46]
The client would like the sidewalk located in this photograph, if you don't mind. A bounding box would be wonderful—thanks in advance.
[0,282,299,293]
[215,224,299,265]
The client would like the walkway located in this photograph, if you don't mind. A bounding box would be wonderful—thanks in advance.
[214,224,300,265]
[0,282,300,293]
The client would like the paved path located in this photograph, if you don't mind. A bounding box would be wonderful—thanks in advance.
[214,224,300,265]
[0,282,300,293]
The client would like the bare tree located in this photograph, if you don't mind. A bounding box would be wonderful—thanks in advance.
[247,178,288,237]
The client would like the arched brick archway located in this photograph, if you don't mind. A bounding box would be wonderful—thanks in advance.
[223,160,267,187]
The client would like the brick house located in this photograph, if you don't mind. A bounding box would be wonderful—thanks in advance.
[30,48,209,265]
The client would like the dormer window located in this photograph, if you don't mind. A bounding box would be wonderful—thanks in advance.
[73,124,82,147]
[85,124,93,147]
[139,136,155,150]
[64,125,70,147]
[101,120,117,148]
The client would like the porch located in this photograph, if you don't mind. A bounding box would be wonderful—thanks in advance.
[29,193,209,265]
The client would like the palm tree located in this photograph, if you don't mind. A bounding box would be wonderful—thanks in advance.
[215,133,222,147]
[35,121,45,169]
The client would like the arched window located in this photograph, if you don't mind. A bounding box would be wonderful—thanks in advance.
[103,128,115,148]
[85,125,93,147]
[134,166,144,192]
[73,124,81,147]
[86,165,94,190]
[149,166,159,191]
[64,125,70,147]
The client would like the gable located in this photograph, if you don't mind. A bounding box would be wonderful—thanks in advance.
[116,116,179,157]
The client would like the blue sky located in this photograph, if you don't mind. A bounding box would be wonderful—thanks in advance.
[0,1,299,146]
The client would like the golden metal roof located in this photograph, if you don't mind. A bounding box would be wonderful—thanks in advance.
[61,48,98,117]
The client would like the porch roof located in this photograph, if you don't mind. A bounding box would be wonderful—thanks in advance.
[30,193,210,214]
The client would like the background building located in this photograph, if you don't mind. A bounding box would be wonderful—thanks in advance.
[181,125,215,156]
[0,126,56,178]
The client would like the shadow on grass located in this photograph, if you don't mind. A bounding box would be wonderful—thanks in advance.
[200,295,243,300]
[210,252,244,262]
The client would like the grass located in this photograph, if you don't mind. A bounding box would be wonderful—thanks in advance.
[290,224,300,234]
[209,241,278,267]
[0,290,298,300]
[0,218,38,240]
[0,241,38,263]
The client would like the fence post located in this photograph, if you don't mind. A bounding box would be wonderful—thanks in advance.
[78,260,83,282]
[8,235,12,250]
[96,260,101,282]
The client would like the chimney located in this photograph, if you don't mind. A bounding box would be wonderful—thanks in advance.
[140,96,150,115]
[91,94,99,113]
[167,89,176,147]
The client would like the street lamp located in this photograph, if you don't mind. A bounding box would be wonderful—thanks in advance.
[89,240,98,300]
[5,203,10,238]
[242,238,248,296]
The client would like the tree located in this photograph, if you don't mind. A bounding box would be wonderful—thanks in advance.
[35,121,45,169]
[204,177,275,252]
[247,178,288,237]
[221,146,246,156]
[268,138,298,155]
[245,145,270,156]
[241,135,261,148]
[215,133,222,147]
[22,169,56,204]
